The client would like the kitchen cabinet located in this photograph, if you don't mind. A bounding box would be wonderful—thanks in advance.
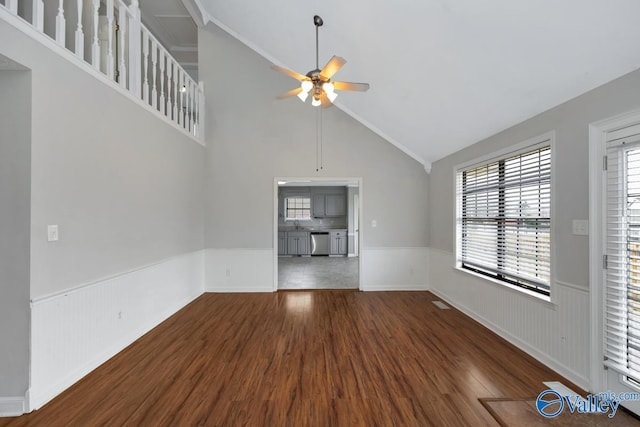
[325,195,346,217]
[287,231,309,255]
[278,232,287,255]
[312,194,346,218]
[312,194,325,218]
[330,230,347,255]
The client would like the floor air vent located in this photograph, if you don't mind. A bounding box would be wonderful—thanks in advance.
[432,301,450,310]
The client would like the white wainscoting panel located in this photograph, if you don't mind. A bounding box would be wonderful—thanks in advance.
[360,247,429,291]
[429,248,590,390]
[0,396,25,417]
[205,249,274,292]
[30,250,205,410]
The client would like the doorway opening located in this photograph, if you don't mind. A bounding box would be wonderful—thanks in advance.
[273,178,362,290]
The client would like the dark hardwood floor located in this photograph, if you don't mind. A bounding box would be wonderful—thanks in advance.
[1,291,580,426]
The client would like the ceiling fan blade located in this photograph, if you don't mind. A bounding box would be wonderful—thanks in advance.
[277,87,303,99]
[271,65,306,81]
[319,91,333,108]
[333,81,370,92]
[319,56,346,80]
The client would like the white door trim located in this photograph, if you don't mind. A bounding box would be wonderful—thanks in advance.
[273,177,364,292]
[588,108,640,393]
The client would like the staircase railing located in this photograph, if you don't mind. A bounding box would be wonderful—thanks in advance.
[0,0,204,142]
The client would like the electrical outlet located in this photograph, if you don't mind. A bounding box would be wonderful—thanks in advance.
[372,220,377,228]
[226,268,231,277]
[47,225,59,242]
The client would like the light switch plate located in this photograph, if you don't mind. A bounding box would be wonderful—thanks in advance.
[47,225,59,242]
[572,220,588,236]
[371,220,377,228]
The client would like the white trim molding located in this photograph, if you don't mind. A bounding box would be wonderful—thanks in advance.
[588,108,640,393]
[429,248,590,390]
[29,250,204,410]
[205,248,274,292]
[360,247,429,291]
[0,396,25,417]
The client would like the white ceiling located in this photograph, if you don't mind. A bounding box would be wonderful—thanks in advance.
[187,0,640,168]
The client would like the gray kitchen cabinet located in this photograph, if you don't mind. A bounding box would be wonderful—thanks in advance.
[330,230,347,255]
[278,232,287,255]
[312,194,346,218]
[287,232,309,255]
[325,194,346,217]
[312,194,325,218]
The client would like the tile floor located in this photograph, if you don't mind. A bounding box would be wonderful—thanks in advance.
[278,256,359,290]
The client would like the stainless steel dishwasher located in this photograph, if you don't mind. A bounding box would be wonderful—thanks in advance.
[310,232,330,256]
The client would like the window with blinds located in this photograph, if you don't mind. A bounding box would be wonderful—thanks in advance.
[605,130,640,383]
[456,144,551,296]
[285,197,311,220]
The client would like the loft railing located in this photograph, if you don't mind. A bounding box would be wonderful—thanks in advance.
[0,0,204,142]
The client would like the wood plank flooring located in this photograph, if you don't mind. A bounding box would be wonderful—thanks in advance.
[1,291,580,426]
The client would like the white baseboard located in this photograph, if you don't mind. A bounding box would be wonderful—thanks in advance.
[428,248,590,390]
[360,247,429,291]
[205,248,274,292]
[0,396,25,417]
[29,250,205,410]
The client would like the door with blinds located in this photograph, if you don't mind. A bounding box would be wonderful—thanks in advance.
[603,122,640,413]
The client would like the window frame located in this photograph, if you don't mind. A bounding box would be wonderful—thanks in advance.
[284,196,312,221]
[454,131,555,302]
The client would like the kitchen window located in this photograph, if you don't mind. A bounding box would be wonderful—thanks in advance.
[285,197,311,220]
[456,139,552,297]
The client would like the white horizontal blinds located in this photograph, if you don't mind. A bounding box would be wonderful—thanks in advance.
[604,128,640,380]
[458,146,551,295]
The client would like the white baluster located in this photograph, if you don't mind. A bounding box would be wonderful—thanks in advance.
[181,72,186,127]
[33,0,44,31]
[159,50,165,115]
[6,0,17,14]
[127,0,141,98]
[175,68,181,125]
[91,0,100,69]
[187,80,193,131]
[106,0,114,80]
[151,41,158,109]
[55,0,66,47]
[118,4,127,88]
[166,61,173,120]
[75,0,84,59]
[197,82,205,139]
[142,32,149,103]
[195,84,201,137]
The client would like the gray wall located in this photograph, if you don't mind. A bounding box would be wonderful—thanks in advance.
[0,70,31,399]
[429,68,640,289]
[0,19,206,299]
[200,23,429,250]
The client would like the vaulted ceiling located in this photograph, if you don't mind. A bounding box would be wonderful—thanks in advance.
[185,0,640,169]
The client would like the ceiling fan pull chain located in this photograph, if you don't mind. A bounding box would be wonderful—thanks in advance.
[316,107,320,172]
[320,107,324,170]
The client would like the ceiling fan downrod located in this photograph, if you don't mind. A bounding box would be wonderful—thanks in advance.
[314,15,323,70]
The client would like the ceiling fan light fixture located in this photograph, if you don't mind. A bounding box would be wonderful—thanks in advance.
[297,91,309,102]
[327,91,338,103]
[300,80,313,93]
[311,97,321,107]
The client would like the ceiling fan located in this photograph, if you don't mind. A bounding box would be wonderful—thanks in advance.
[272,15,370,108]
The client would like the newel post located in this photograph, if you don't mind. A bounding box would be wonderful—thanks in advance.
[127,0,142,99]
